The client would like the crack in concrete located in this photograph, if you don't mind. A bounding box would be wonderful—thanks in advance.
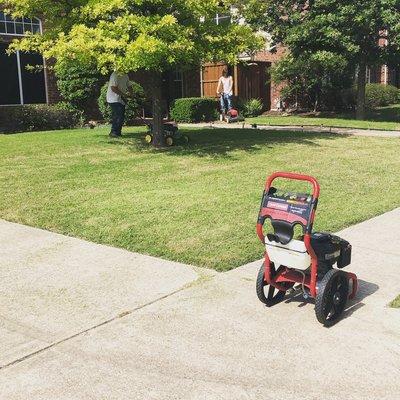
[0,284,191,372]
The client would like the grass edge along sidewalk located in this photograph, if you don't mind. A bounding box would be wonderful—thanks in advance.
[247,105,400,132]
[1,126,400,271]
[390,295,400,308]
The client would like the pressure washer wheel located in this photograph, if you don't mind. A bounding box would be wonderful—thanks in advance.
[256,263,292,307]
[145,133,153,144]
[165,135,174,147]
[315,269,349,327]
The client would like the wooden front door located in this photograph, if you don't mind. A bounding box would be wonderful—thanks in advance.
[237,62,271,110]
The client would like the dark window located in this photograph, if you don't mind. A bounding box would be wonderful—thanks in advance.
[173,70,184,99]
[15,23,24,35]
[19,52,46,104]
[0,13,41,35]
[6,21,15,34]
[0,43,21,105]
[0,44,46,105]
[215,14,231,26]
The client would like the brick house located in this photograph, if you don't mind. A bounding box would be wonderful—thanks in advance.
[1,9,399,114]
[0,9,290,113]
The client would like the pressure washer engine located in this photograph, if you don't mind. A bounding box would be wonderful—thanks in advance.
[310,232,352,277]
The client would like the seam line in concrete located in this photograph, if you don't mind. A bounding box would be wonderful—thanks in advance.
[0,285,189,372]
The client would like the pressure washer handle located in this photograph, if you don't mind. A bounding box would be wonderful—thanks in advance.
[265,171,320,199]
[257,172,320,243]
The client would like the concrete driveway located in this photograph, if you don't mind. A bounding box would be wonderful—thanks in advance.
[0,210,399,399]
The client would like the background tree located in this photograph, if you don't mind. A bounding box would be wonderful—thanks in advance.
[54,59,104,118]
[271,52,354,111]
[243,0,400,119]
[2,0,262,145]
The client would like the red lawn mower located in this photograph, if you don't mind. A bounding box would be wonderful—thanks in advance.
[256,172,358,326]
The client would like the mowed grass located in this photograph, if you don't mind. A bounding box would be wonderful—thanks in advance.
[1,127,400,271]
[390,295,400,308]
[247,105,400,131]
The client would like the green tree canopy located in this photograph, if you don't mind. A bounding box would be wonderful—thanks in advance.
[2,0,262,144]
[243,0,400,118]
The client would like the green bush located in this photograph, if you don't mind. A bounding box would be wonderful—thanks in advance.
[240,98,263,117]
[98,82,146,124]
[365,83,399,109]
[170,97,218,123]
[0,104,82,133]
[54,60,104,118]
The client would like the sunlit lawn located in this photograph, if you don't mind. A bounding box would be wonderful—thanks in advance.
[1,126,400,270]
[390,295,400,308]
[247,105,400,131]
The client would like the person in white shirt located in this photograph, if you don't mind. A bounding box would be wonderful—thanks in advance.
[106,71,133,137]
[216,67,233,116]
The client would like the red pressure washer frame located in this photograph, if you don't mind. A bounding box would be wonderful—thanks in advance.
[257,172,357,299]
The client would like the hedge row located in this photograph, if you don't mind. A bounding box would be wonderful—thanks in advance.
[0,104,82,134]
[365,83,399,109]
[170,97,218,123]
[2,84,398,135]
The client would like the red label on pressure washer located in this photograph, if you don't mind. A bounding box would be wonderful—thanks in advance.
[267,201,289,211]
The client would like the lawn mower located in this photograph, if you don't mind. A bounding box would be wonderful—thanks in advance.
[225,108,243,123]
[144,121,189,147]
[256,172,358,326]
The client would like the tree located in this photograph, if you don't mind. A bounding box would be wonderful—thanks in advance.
[242,0,400,119]
[271,52,353,111]
[2,0,262,145]
[54,59,104,118]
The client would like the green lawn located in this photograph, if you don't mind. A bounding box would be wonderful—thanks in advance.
[390,295,400,308]
[1,127,400,271]
[247,105,400,131]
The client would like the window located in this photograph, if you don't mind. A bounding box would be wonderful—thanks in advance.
[0,43,20,104]
[214,13,231,26]
[0,43,46,105]
[0,11,41,36]
[0,12,46,105]
[173,70,184,99]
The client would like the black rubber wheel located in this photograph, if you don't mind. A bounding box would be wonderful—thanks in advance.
[256,263,291,307]
[165,135,174,147]
[315,269,349,327]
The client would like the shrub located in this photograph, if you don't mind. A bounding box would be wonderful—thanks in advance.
[54,60,104,119]
[170,97,218,123]
[240,98,263,117]
[0,104,82,134]
[365,83,399,109]
[98,82,146,124]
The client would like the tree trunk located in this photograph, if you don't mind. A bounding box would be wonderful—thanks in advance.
[356,60,367,120]
[151,73,164,147]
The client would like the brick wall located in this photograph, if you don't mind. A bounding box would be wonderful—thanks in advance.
[44,58,61,104]
[253,46,287,110]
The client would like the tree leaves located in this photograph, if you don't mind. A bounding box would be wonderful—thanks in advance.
[4,0,261,75]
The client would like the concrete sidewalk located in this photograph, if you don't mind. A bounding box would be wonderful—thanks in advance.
[1,210,399,399]
[179,122,400,137]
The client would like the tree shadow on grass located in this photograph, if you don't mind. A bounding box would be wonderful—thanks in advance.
[315,105,400,124]
[105,128,349,159]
